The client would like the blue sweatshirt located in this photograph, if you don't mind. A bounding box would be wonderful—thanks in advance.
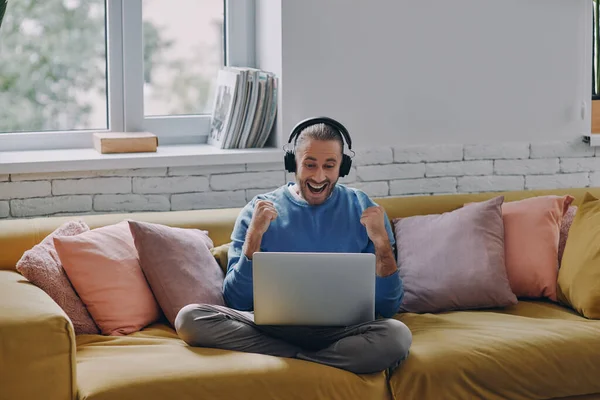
[223,182,404,318]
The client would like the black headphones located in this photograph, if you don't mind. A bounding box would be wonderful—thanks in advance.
[283,116,354,177]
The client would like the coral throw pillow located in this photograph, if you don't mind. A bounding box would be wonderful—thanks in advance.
[16,220,100,335]
[54,220,161,336]
[128,220,225,327]
[500,195,574,301]
[393,196,517,313]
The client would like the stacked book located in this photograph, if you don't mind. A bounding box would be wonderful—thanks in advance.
[208,67,278,149]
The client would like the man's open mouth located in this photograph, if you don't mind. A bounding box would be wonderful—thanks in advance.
[307,182,328,194]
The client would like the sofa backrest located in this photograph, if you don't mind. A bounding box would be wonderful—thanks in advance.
[1,187,598,271]
[375,187,599,219]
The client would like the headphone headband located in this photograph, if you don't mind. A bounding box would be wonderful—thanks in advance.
[287,116,352,150]
[283,116,354,178]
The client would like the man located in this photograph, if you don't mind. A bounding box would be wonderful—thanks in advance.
[175,118,412,375]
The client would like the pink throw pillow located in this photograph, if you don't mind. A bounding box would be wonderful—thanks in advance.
[128,220,225,327]
[501,195,574,301]
[16,220,100,335]
[53,221,162,336]
[558,205,577,268]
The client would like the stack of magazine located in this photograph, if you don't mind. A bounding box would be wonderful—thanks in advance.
[208,67,278,149]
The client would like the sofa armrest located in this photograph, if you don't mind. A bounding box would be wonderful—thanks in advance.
[0,270,76,400]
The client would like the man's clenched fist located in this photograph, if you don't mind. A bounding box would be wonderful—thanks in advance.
[249,200,278,236]
[360,205,388,247]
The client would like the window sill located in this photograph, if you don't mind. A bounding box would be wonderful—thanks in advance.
[0,144,283,175]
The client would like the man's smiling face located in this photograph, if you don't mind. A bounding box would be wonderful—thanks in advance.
[295,138,342,205]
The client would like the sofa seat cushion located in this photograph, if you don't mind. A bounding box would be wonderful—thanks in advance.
[75,324,389,400]
[390,301,600,400]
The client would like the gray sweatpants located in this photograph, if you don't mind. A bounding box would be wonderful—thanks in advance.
[174,303,412,375]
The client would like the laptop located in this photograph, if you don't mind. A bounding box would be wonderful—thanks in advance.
[252,252,376,326]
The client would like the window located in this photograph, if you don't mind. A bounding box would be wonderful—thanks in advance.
[142,0,223,117]
[0,0,108,133]
[0,0,254,151]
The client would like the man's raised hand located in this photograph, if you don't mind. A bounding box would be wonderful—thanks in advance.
[243,200,277,259]
[249,200,278,236]
[360,205,389,247]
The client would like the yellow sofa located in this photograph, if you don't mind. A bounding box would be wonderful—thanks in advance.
[2,187,600,400]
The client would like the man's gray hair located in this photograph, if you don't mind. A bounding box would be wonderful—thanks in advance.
[294,123,344,151]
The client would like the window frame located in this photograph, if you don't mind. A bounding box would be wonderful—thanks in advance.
[0,0,255,152]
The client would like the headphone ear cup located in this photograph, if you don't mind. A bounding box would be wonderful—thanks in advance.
[284,151,296,173]
[339,154,352,177]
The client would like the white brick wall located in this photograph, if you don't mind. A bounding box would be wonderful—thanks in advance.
[0,181,51,200]
[168,164,245,176]
[356,164,425,181]
[425,161,493,177]
[172,191,247,211]
[559,157,600,173]
[0,201,9,218]
[210,171,284,191]
[353,148,394,165]
[11,196,92,218]
[494,159,559,175]
[245,162,282,172]
[458,176,524,193]
[2,138,600,218]
[53,177,132,195]
[11,168,168,181]
[464,143,529,160]
[525,173,590,190]
[351,181,390,197]
[94,194,170,212]
[393,144,463,163]
[530,141,595,158]
[390,177,457,195]
[590,172,600,186]
[133,176,209,194]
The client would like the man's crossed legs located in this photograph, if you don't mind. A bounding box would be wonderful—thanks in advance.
[174,304,412,375]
